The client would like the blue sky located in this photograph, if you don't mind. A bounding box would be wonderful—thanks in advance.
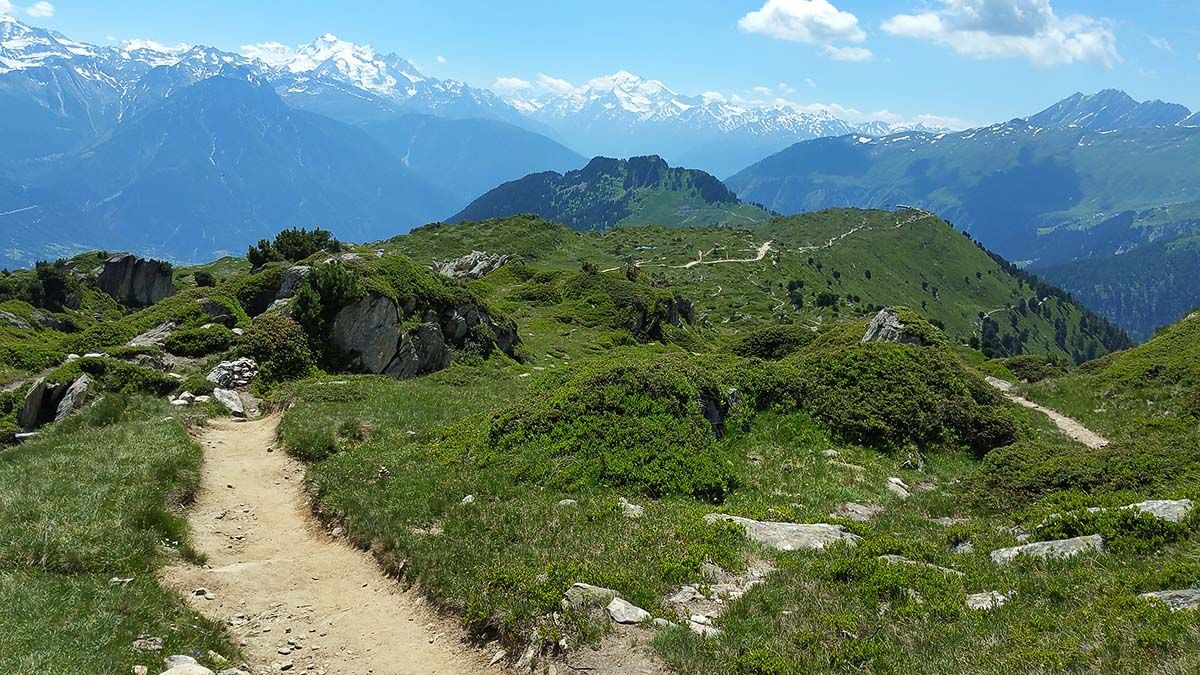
[16,0,1200,127]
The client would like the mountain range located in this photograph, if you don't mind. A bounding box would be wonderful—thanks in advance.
[452,155,771,231]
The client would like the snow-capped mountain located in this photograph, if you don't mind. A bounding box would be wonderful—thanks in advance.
[509,70,943,176]
[1026,89,1196,132]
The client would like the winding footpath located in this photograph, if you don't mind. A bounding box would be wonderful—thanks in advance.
[986,377,1111,449]
[162,416,496,675]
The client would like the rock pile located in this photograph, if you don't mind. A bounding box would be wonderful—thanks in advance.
[206,358,257,388]
[432,251,513,279]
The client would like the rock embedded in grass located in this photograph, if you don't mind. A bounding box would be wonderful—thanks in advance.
[563,583,619,611]
[1039,499,1194,527]
[886,477,911,500]
[1139,589,1200,611]
[830,502,884,522]
[966,591,1013,611]
[606,597,651,624]
[878,554,963,576]
[705,514,862,551]
[989,535,1104,565]
[619,497,644,518]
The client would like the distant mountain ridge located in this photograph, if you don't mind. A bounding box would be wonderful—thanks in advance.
[1026,89,1196,131]
[452,155,771,231]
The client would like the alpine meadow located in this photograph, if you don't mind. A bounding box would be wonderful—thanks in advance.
[2,2,1200,675]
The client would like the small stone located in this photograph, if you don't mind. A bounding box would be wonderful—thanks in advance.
[619,497,644,518]
[563,582,618,611]
[821,449,839,458]
[557,499,578,508]
[668,585,706,604]
[953,541,975,555]
[652,618,671,628]
[488,650,507,666]
[461,495,475,505]
[886,477,911,500]
[830,502,884,523]
[132,636,163,651]
[967,591,1012,610]
[133,667,149,675]
[606,597,651,624]
[929,516,969,527]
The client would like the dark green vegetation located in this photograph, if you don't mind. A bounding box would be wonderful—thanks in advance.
[0,396,236,673]
[274,225,1200,673]
[395,210,1128,364]
[246,227,343,269]
[1039,236,1200,341]
[451,155,772,231]
[726,121,1200,269]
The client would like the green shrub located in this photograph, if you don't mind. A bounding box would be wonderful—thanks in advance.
[193,270,216,287]
[726,324,816,360]
[163,325,236,357]
[292,262,364,339]
[1036,507,1191,555]
[239,314,315,385]
[514,281,563,305]
[1000,354,1071,383]
[747,342,1017,455]
[46,358,176,397]
[451,353,741,501]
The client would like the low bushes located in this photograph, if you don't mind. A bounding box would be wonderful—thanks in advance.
[725,324,816,360]
[163,325,236,357]
[452,353,742,501]
[238,313,315,385]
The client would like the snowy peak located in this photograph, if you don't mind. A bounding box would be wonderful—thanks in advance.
[268,33,425,96]
[1028,89,1193,131]
[0,16,98,71]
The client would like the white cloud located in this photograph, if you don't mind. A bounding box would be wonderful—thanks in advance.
[805,77,817,88]
[536,73,575,94]
[777,82,797,95]
[492,76,533,94]
[752,85,774,96]
[738,0,872,61]
[0,0,16,15]
[882,0,1120,68]
[1147,35,1173,53]
[24,1,52,17]
[436,55,447,64]
[825,45,874,61]
[701,91,727,104]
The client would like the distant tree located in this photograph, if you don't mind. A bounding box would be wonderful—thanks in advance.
[816,292,839,308]
[194,270,216,287]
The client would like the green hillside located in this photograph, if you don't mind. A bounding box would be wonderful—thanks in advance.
[726,123,1200,267]
[450,155,772,231]
[393,209,1130,363]
[1039,236,1200,341]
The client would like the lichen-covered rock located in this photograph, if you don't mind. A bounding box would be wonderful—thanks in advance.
[606,597,651,624]
[17,378,68,429]
[275,265,312,301]
[990,535,1104,565]
[862,308,928,346]
[1140,589,1200,611]
[97,254,176,306]
[563,583,618,611]
[433,251,513,279]
[705,514,862,551]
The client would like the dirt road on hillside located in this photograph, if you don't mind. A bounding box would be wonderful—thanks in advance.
[162,416,498,675]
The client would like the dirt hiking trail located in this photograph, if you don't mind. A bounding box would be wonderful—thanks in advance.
[163,416,499,675]
[986,377,1111,449]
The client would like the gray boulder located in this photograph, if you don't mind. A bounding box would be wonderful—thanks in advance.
[705,514,862,551]
[54,375,92,422]
[275,265,312,301]
[97,254,176,306]
[17,378,68,429]
[990,535,1104,565]
[563,583,618,611]
[0,310,31,330]
[606,597,651,624]
[212,388,245,417]
[1139,589,1200,611]
[967,591,1012,611]
[433,251,512,279]
[127,321,177,348]
[830,502,884,523]
[862,308,928,346]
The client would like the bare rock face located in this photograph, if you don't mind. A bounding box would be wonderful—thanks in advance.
[275,265,312,301]
[97,254,176,307]
[127,321,177,348]
[433,251,512,279]
[862,308,928,346]
[328,292,519,380]
[17,378,67,429]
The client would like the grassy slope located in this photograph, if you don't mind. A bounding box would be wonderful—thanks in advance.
[386,210,1127,363]
[0,397,235,673]
[277,285,1200,674]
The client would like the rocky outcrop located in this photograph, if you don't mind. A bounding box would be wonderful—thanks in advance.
[127,321,177,348]
[705,514,862,551]
[990,535,1104,565]
[97,254,176,307]
[433,251,513,279]
[862,308,928,346]
[328,292,518,380]
[1140,589,1200,611]
[54,374,92,422]
[275,265,312,301]
[19,375,92,429]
